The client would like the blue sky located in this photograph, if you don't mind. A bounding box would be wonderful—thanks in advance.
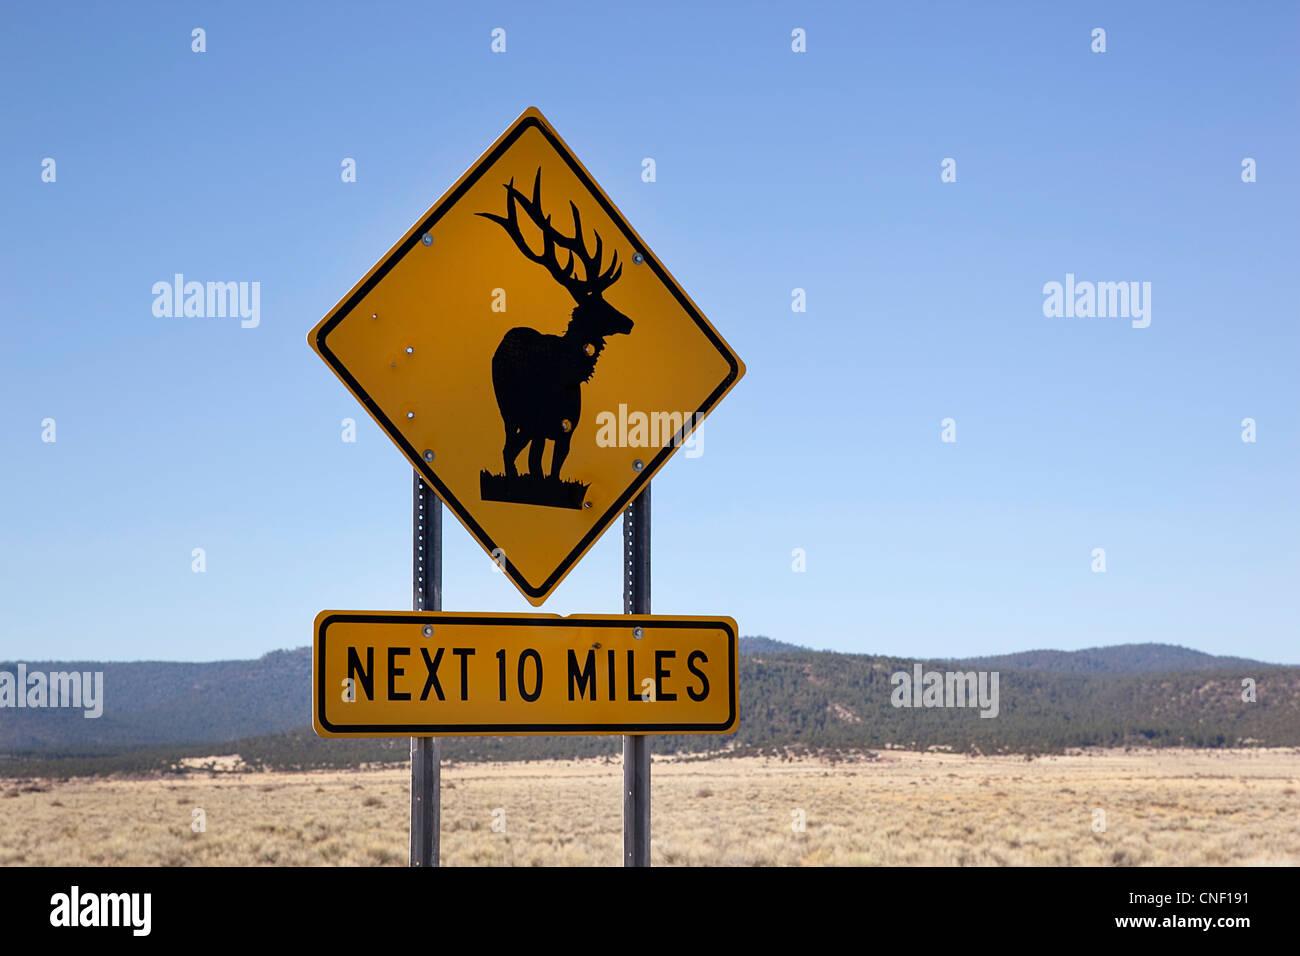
[2,1,1296,663]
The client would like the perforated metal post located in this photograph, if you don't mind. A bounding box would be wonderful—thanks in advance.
[623,484,651,866]
[411,472,441,867]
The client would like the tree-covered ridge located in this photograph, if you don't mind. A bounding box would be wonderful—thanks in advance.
[2,645,1296,776]
[941,643,1282,674]
[0,649,310,750]
[739,636,814,654]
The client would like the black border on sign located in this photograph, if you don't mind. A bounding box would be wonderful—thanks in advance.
[316,614,738,734]
[312,116,741,602]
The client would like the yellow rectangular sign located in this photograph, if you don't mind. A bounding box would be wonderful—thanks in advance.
[313,611,738,736]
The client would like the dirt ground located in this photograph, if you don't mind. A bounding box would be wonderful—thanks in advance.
[2,748,1296,866]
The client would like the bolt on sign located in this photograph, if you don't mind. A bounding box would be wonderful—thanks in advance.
[308,107,745,605]
[313,611,739,736]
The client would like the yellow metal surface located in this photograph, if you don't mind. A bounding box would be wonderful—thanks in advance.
[308,107,744,605]
[313,611,739,736]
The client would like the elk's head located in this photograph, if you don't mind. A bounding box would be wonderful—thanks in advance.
[478,169,633,342]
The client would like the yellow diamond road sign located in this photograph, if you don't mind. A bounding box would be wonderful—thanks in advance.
[309,107,745,605]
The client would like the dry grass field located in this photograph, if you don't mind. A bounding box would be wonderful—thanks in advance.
[2,748,1297,866]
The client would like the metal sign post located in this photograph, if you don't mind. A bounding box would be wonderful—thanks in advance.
[411,472,441,867]
[623,485,651,866]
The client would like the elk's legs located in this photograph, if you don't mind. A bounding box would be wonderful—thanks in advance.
[502,427,569,481]
[550,431,572,480]
[527,438,545,477]
[503,428,529,478]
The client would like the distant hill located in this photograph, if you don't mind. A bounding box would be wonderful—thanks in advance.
[740,635,812,654]
[3,641,1296,776]
[942,644,1278,674]
[0,649,309,751]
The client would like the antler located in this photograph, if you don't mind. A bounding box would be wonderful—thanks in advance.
[477,169,622,300]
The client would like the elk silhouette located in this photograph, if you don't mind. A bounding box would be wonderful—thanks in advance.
[476,169,633,508]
